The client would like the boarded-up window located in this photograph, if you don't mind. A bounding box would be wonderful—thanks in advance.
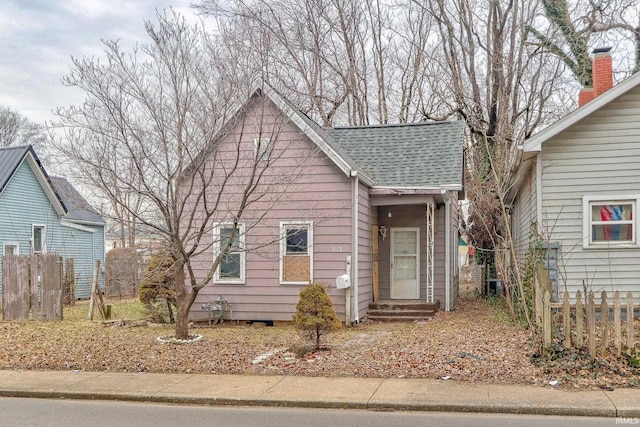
[281,222,312,283]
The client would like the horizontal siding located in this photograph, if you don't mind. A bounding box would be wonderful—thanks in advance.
[512,164,537,274]
[540,85,640,298]
[0,161,104,298]
[377,203,447,304]
[357,180,373,320]
[187,99,354,321]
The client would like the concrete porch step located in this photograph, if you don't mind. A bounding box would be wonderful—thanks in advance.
[367,300,440,322]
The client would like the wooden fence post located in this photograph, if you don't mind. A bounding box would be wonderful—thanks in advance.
[575,290,584,348]
[600,291,609,358]
[614,291,621,357]
[88,260,101,320]
[534,267,543,329]
[543,290,552,349]
[588,292,596,357]
[563,291,571,349]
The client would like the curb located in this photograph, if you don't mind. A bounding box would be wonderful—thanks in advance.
[0,389,622,417]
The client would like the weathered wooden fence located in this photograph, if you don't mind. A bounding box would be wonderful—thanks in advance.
[105,247,139,299]
[1,254,63,321]
[535,271,639,356]
[63,258,75,305]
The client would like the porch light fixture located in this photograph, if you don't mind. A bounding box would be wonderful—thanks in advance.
[379,226,387,240]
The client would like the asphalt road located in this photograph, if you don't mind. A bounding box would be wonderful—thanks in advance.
[0,397,625,427]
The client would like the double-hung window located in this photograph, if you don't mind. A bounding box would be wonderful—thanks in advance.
[280,221,313,284]
[214,223,245,284]
[583,196,638,247]
[32,225,46,253]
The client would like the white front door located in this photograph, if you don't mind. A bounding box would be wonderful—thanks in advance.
[390,227,420,299]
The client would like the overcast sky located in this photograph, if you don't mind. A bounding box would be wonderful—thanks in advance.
[0,0,196,125]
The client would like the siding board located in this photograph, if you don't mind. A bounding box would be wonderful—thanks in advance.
[537,85,640,298]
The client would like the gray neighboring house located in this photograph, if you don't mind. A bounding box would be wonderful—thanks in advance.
[510,49,640,300]
[0,145,105,298]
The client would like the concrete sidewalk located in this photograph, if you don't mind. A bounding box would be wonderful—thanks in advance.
[0,370,638,417]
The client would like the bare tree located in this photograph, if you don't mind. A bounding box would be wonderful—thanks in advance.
[52,11,311,339]
[0,106,48,149]
[528,0,640,86]
[418,0,574,325]
[196,0,436,126]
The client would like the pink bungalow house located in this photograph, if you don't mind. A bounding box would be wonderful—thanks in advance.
[185,83,465,323]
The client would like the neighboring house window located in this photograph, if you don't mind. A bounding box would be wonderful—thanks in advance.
[280,221,313,284]
[583,196,638,247]
[254,137,272,162]
[3,242,19,256]
[32,225,46,253]
[214,223,245,283]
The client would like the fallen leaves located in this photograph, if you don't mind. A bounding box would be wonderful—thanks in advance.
[0,298,637,390]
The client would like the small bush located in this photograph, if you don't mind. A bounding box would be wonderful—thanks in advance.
[138,251,177,323]
[292,283,341,349]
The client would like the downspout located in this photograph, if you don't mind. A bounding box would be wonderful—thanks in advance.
[535,152,543,233]
[351,171,360,323]
[442,190,452,311]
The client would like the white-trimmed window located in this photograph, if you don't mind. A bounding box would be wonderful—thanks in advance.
[254,137,272,162]
[583,196,639,247]
[3,242,19,256]
[213,223,245,284]
[32,225,46,253]
[280,221,313,284]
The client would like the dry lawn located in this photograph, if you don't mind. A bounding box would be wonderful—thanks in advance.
[0,298,638,390]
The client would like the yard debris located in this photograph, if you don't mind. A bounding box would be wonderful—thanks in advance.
[252,348,287,364]
[1,298,637,389]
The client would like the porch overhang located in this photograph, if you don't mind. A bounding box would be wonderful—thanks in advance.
[370,187,440,207]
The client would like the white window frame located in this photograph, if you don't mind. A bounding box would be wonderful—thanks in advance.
[254,137,272,162]
[582,195,640,248]
[32,224,46,254]
[3,242,19,256]
[279,221,313,285]
[213,222,245,284]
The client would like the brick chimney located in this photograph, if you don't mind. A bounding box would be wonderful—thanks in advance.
[578,47,613,107]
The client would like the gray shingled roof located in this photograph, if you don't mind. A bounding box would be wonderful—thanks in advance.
[263,84,464,188]
[0,145,32,194]
[50,176,105,225]
[329,122,464,188]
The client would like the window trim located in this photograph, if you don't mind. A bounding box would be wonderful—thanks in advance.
[32,224,46,254]
[3,242,19,256]
[279,221,313,285]
[582,195,640,248]
[213,222,246,284]
[254,137,272,162]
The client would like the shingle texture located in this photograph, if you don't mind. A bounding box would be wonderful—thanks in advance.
[0,145,31,193]
[266,85,464,188]
[50,176,105,225]
[328,122,464,187]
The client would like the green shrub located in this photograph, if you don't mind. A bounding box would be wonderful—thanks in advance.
[292,283,341,349]
[138,252,177,323]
